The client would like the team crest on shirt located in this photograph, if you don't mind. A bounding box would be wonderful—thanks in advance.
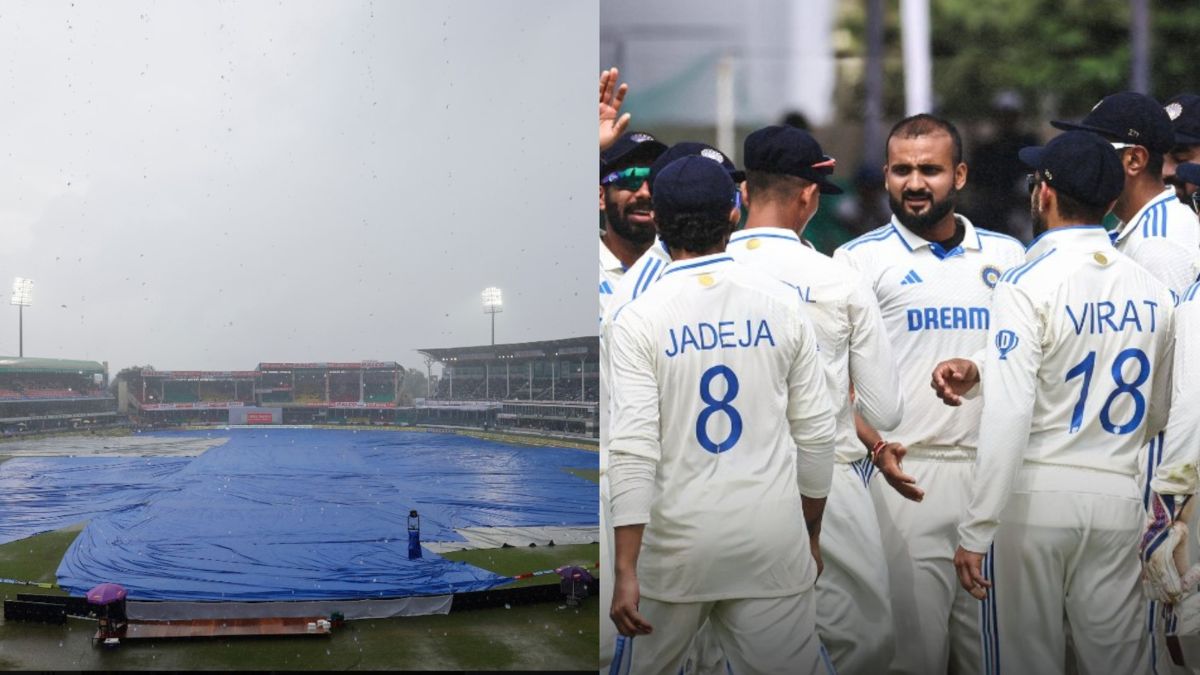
[996,329,1019,360]
[980,265,1001,289]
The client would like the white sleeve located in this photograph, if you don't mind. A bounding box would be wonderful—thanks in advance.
[1153,299,1197,496]
[608,452,656,527]
[607,310,661,462]
[788,304,838,499]
[847,280,903,431]
[958,281,1042,553]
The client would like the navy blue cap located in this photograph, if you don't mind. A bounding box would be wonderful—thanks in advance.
[1165,94,1200,146]
[1175,162,1200,186]
[648,142,744,192]
[1019,131,1125,207]
[599,131,668,180]
[1051,92,1174,154]
[743,125,843,194]
[651,156,737,220]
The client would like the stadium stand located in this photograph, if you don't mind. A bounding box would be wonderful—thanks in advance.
[0,357,118,434]
[418,337,598,438]
[126,363,404,427]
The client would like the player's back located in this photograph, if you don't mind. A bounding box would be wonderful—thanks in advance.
[608,253,835,601]
[1000,228,1174,477]
[728,227,902,461]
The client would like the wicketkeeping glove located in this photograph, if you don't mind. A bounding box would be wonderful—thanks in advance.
[1142,493,1200,605]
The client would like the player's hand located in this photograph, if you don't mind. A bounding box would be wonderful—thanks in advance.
[954,546,991,600]
[599,67,631,151]
[875,442,924,502]
[610,571,653,637]
[930,358,980,407]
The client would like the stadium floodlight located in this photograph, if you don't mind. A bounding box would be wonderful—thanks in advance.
[482,287,502,346]
[10,278,33,358]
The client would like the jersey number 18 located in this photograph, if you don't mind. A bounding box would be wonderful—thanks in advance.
[1064,348,1150,435]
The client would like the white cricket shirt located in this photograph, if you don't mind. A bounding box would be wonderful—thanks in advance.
[599,237,627,320]
[1151,279,1200,497]
[1114,187,1200,299]
[606,253,838,602]
[728,227,903,463]
[598,238,672,473]
[958,226,1175,553]
[833,215,1026,452]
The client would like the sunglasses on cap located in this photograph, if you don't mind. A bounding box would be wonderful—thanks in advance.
[601,166,652,190]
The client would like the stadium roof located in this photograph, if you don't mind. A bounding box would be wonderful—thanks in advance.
[418,336,597,364]
[0,356,106,374]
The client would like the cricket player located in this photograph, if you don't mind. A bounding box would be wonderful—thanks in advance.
[599,141,742,674]
[607,155,838,674]
[1053,92,1200,672]
[1050,91,1200,301]
[727,124,903,675]
[833,113,1026,675]
[941,131,1174,675]
[599,130,667,319]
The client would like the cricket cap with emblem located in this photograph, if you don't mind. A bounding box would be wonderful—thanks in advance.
[1019,130,1125,207]
[648,142,745,189]
[600,131,668,179]
[743,125,844,194]
[1051,91,1174,154]
[651,155,737,221]
[1164,94,1200,146]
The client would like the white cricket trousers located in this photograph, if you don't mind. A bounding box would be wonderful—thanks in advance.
[609,590,832,675]
[817,459,893,674]
[983,471,1148,675]
[872,451,981,675]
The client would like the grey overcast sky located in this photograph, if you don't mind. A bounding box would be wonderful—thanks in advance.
[0,0,596,376]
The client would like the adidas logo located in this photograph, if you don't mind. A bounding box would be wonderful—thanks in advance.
[599,281,613,295]
[899,270,923,285]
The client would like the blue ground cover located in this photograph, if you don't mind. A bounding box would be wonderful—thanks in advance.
[0,429,596,600]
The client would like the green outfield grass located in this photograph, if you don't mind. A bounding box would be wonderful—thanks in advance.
[0,527,598,670]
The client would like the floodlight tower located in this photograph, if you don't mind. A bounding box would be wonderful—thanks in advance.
[482,287,502,346]
[11,278,33,358]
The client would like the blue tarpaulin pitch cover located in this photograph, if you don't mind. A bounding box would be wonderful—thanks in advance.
[0,429,596,601]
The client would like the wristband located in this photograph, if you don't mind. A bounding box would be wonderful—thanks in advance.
[870,440,887,466]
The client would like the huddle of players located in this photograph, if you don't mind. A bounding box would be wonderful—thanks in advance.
[598,72,1200,675]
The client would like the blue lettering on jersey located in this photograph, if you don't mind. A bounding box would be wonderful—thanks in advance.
[905,306,990,331]
[1064,300,1159,336]
[664,320,775,357]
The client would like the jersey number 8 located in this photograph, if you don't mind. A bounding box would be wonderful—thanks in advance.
[1064,348,1150,435]
[696,365,742,453]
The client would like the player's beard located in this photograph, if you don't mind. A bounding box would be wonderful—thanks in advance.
[889,186,958,236]
[604,194,657,245]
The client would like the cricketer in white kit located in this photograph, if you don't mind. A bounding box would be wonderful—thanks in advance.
[600,141,742,675]
[949,131,1174,675]
[727,124,903,675]
[834,114,1026,675]
[608,155,838,675]
[1051,93,1200,674]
